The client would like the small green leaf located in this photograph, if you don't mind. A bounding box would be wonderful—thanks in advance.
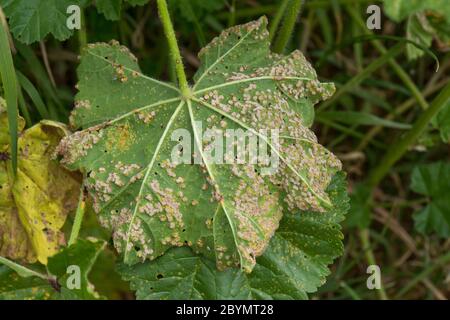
[383,0,450,60]
[410,162,450,238]
[435,103,450,143]
[118,172,349,299]
[406,14,434,60]
[47,238,107,299]
[383,0,450,22]
[96,0,122,21]
[0,238,107,300]
[0,265,54,300]
[0,0,89,44]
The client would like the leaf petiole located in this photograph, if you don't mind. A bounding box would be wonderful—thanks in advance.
[156,0,191,99]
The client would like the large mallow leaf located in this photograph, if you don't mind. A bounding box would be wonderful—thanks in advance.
[57,17,342,273]
[410,162,450,238]
[118,172,348,299]
[0,0,89,44]
[0,100,80,265]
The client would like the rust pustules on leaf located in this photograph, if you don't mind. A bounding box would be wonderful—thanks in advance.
[0,99,81,264]
[57,17,341,273]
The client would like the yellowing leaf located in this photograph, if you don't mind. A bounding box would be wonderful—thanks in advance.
[0,100,81,264]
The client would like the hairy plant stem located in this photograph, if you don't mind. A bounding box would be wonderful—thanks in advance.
[272,0,304,54]
[157,0,191,98]
[269,0,290,42]
[68,181,86,246]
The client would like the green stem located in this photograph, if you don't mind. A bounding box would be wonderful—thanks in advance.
[272,0,304,54]
[369,82,450,187]
[157,0,190,98]
[68,182,86,246]
[359,229,389,300]
[269,0,290,42]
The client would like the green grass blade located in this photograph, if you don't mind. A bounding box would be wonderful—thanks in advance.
[68,182,86,247]
[16,70,50,119]
[17,86,32,126]
[15,42,63,114]
[0,15,18,174]
[0,256,48,280]
[320,111,412,129]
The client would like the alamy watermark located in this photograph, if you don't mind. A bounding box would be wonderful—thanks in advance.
[366,265,382,290]
[170,122,280,175]
[66,5,81,30]
[366,4,381,30]
[66,264,81,290]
